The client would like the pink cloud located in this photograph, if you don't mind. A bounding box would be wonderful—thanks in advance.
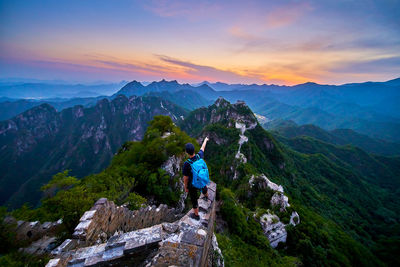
[264,2,313,29]
[143,0,221,20]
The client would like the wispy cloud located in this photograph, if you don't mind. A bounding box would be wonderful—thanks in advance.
[156,55,258,83]
[143,0,221,20]
[264,1,313,29]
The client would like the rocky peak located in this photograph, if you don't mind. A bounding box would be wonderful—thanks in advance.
[17,103,58,121]
[128,80,143,86]
[114,80,144,97]
[210,98,257,128]
[214,97,230,108]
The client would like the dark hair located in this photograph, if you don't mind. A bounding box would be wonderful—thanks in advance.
[185,143,195,155]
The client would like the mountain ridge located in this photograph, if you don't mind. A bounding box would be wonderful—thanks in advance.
[0,95,186,208]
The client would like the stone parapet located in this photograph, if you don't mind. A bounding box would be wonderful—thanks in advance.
[71,198,177,247]
[46,181,219,267]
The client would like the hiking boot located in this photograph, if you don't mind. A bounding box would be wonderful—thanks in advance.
[190,213,200,220]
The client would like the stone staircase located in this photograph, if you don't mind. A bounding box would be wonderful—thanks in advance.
[46,181,220,267]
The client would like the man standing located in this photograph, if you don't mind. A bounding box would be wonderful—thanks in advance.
[183,137,209,220]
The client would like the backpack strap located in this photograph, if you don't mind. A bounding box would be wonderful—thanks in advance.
[186,154,200,165]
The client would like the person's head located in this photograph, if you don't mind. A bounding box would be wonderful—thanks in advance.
[185,143,195,156]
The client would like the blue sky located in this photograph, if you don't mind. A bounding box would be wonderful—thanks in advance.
[0,0,399,84]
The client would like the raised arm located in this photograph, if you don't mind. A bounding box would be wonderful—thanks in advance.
[200,137,209,152]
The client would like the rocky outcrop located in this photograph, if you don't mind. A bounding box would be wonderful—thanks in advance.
[249,174,284,193]
[249,174,300,248]
[257,211,300,248]
[180,98,258,137]
[210,233,224,267]
[46,182,220,267]
[259,213,287,248]
[270,192,290,212]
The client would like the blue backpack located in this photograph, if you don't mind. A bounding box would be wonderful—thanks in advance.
[187,154,210,189]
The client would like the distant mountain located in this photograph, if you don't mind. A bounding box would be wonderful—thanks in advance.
[114,79,218,100]
[2,78,399,143]
[0,82,124,99]
[144,90,212,110]
[0,95,186,208]
[199,81,287,92]
[0,97,105,121]
[269,120,400,156]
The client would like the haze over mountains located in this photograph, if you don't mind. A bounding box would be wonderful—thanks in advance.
[2,78,398,142]
[0,78,399,266]
[1,77,399,209]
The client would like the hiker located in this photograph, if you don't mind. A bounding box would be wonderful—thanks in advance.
[183,137,210,220]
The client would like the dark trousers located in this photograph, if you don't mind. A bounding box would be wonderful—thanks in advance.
[189,185,207,209]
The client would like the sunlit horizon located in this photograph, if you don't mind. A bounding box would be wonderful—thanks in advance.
[1,0,399,85]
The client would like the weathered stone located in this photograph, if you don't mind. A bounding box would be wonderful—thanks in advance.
[4,216,62,246]
[51,239,78,256]
[270,192,290,211]
[258,213,287,248]
[162,223,179,234]
[198,199,211,212]
[181,228,206,247]
[207,182,217,192]
[149,241,203,267]
[46,259,61,267]
[249,174,284,193]
[290,211,300,226]
[80,210,96,221]
[211,233,224,267]
[68,198,177,248]
[47,182,218,267]
[21,235,58,255]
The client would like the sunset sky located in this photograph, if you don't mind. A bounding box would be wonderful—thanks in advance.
[0,0,399,85]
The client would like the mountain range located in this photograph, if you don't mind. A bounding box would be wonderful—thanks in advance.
[268,120,400,156]
[0,95,186,208]
[2,78,398,143]
[0,95,399,266]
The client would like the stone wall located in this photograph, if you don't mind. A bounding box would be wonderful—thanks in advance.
[3,216,62,244]
[72,198,178,246]
[46,181,220,267]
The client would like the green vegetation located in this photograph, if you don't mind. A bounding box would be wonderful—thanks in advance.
[1,99,399,266]
[5,115,197,234]
[0,95,188,209]
[180,99,398,266]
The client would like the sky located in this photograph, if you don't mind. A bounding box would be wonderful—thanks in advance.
[0,0,399,85]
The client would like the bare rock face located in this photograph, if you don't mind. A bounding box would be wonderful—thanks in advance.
[290,211,300,226]
[250,173,300,248]
[258,213,287,248]
[249,174,284,193]
[211,233,225,267]
[270,192,290,212]
[161,155,186,213]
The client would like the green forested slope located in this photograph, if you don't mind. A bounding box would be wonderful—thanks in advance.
[1,99,399,266]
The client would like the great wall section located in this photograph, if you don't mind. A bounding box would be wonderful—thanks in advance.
[41,181,220,267]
